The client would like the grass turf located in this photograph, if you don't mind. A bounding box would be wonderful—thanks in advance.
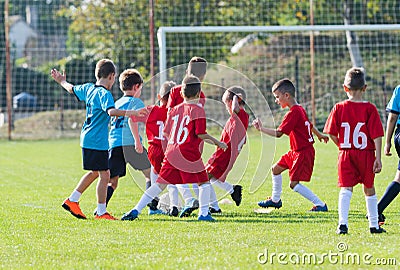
[0,134,399,269]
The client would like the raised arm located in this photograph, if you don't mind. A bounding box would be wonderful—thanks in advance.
[231,95,241,114]
[312,126,329,143]
[252,118,283,138]
[50,69,74,94]
[385,112,398,156]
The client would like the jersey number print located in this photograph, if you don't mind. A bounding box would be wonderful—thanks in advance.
[169,115,190,145]
[340,122,367,149]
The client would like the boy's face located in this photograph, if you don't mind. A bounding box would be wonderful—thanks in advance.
[222,91,232,112]
[273,89,289,109]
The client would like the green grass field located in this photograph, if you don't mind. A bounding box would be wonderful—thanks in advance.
[1,134,399,269]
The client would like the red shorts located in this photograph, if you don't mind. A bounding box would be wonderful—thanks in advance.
[337,149,376,188]
[147,144,164,174]
[157,165,208,185]
[277,147,315,182]
[206,148,237,182]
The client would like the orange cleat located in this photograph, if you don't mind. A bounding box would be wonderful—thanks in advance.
[95,212,118,220]
[62,198,87,219]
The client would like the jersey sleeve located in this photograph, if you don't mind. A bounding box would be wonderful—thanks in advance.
[277,109,297,135]
[99,90,115,112]
[386,85,400,114]
[72,83,88,102]
[367,104,384,139]
[323,105,339,136]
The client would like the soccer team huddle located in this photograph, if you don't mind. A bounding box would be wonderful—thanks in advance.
[51,56,400,234]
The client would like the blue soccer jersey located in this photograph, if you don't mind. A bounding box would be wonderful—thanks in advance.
[109,96,145,149]
[386,85,400,125]
[73,83,115,150]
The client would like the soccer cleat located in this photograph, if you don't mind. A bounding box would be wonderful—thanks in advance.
[148,208,164,215]
[121,209,139,221]
[179,198,199,218]
[365,213,386,226]
[147,198,160,211]
[370,226,386,234]
[309,204,328,212]
[198,214,215,222]
[258,197,282,209]
[62,198,87,219]
[168,206,179,217]
[95,212,118,220]
[209,207,222,214]
[336,224,348,234]
[231,185,243,206]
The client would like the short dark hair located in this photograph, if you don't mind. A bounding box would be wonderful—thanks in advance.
[226,86,246,105]
[344,67,366,90]
[182,75,201,98]
[119,69,143,91]
[187,57,207,79]
[272,78,296,97]
[95,59,116,80]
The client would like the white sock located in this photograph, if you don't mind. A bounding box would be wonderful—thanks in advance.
[69,190,81,202]
[192,184,199,198]
[150,166,158,185]
[271,174,283,202]
[134,184,163,214]
[199,183,211,217]
[210,178,234,194]
[97,203,106,216]
[293,183,325,206]
[209,184,220,210]
[338,188,352,226]
[177,184,194,204]
[365,194,379,229]
[167,185,179,208]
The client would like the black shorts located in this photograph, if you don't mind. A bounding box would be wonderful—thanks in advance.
[394,127,400,170]
[82,148,109,171]
[109,146,151,178]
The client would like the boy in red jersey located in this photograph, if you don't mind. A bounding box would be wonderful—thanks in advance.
[144,81,181,216]
[253,78,328,212]
[122,75,227,222]
[206,86,249,213]
[324,67,385,234]
[167,56,207,217]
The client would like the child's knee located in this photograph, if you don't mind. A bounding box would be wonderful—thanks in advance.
[289,181,299,189]
[364,186,375,196]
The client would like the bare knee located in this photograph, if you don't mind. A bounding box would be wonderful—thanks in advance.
[364,186,376,196]
[271,164,285,176]
[289,181,299,189]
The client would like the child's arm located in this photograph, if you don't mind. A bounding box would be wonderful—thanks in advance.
[373,137,383,173]
[50,69,74,94]
[198,133,228,150]
[384,112,398,156]
[311,126,329,143]
[128,118,143,154]
[108,108,148,118]
[252,118,283,138]
[328,135,340,147]
[231,95,241,114]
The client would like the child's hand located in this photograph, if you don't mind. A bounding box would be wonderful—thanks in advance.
[373,158,382,173]
[50,68,66,84]
[135,141,143,154]
[252,118,262,130]
[384,142,392,156]
[132,108,149,120]
[318,134,329,143]
[218,141,228,150]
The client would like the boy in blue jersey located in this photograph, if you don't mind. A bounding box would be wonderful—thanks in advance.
[107,69,162,215]
[51,59,146,220]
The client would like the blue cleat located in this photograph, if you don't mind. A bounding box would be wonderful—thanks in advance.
[309,204,328,212]
[148,208,165,215]
[258,197,282,209]
[198,214,215,222]
[179,198,199,218]
[121,209,139,221]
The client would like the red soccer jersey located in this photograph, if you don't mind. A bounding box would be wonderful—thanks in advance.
[166,85,206,108]
[162,102,207,173]
[145,104,168,147]
[323,100,384,150]
[278,105,314,151]
[206,108,249,181]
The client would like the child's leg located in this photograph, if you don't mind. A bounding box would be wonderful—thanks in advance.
[378,171,400,214]
[177,184,194,204]
[291,181,325,207]
[271,164,285,202]
[198,182,211,217]
[338,187,353,226]
[150,166,158,185]
[167,184,179,208]
[364,186,379,229]
[134,183,167,214]
[143,168,151,189]
[210,178,234,194]
[106,176,118,206]
[209,183,220,210]
[69,171,99,202]
[192,184,199,198]
[96,170,111,215]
